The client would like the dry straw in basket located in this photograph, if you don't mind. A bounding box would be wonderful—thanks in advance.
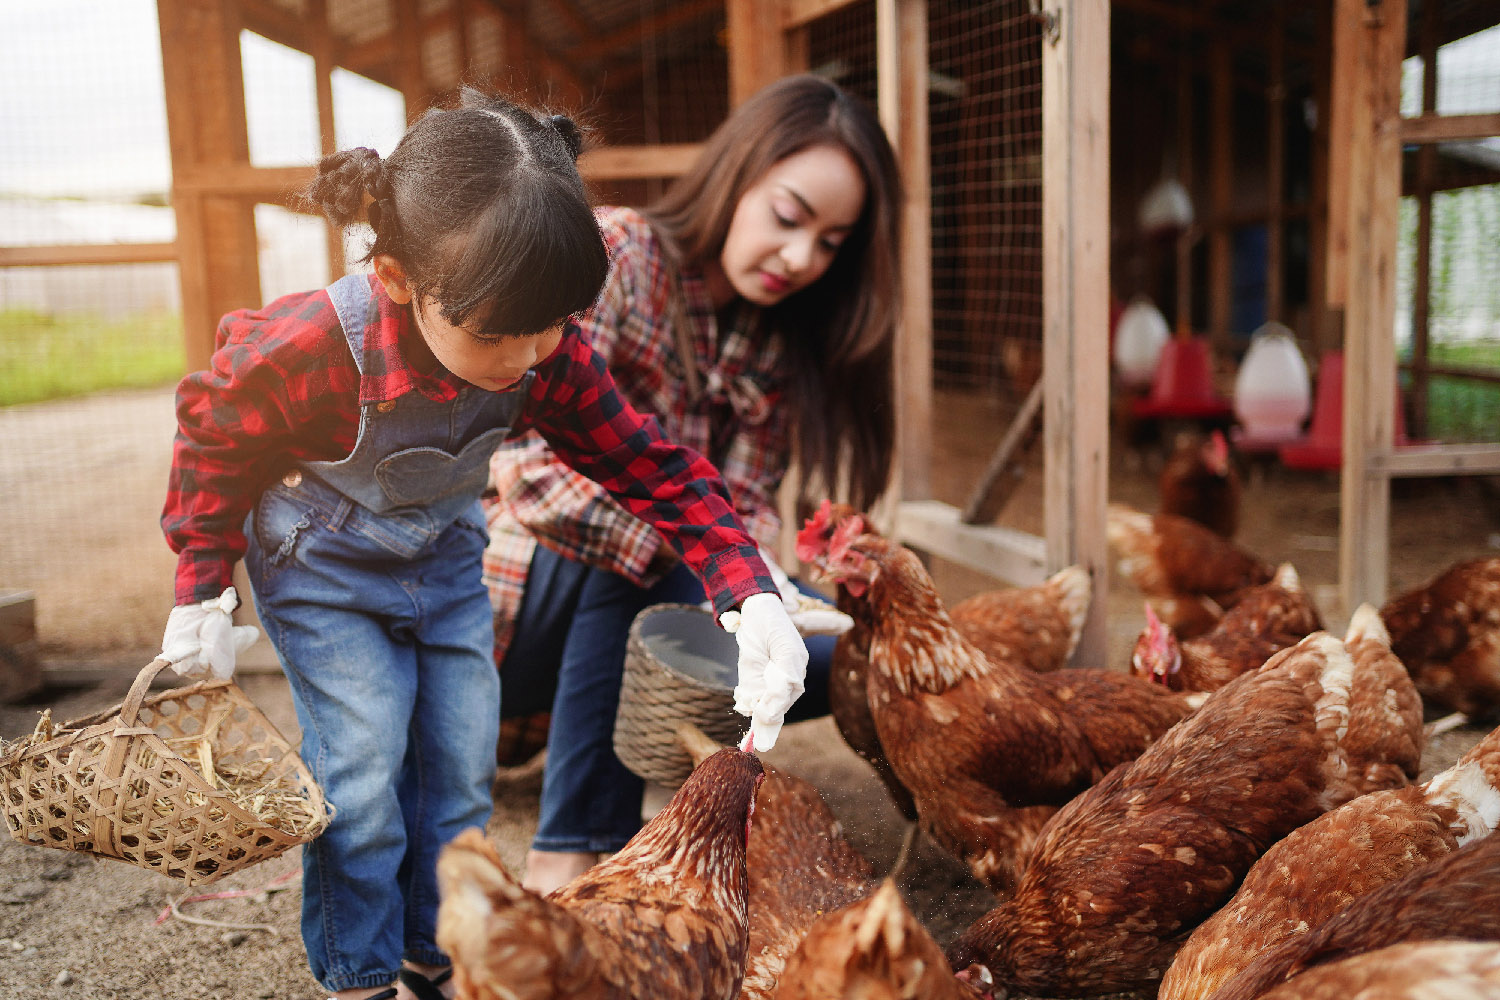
[0,658,331,886]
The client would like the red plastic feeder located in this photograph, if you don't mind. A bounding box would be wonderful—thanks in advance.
[1279,351,1412,471]
[1132,336,1233,420]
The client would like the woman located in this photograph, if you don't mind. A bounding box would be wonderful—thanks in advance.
[483,73,902,894]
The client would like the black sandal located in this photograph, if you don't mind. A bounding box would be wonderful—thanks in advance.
[398,967,453,1000]
[367,989,398,1000]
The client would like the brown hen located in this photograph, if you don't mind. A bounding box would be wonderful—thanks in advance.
[1160,695,1500,1000]
[800,502,1092,823]
[1256,941,1500,1000]
[772,881,989,1000]
[435,748,763,1000]
[1107,502,1275,638]
[677,724,877,1000]
[807,515,1196,895]
[1381,556,1500,719]
[1131,562,1322,691]
[1213,830,1500,1000]
[1160,429,1241,538]
[945,605,1424,998]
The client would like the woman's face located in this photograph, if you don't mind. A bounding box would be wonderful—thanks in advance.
[711,143,867,309]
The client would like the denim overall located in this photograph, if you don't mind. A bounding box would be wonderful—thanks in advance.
[243,274,529,992]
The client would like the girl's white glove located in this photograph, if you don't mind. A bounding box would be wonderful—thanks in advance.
[161,586,260,680]
[756,545,853,637]
[722,591,808,752]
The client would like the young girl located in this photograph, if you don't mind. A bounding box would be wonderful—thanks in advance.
[483,73,902,893]
[158,88,806,1000]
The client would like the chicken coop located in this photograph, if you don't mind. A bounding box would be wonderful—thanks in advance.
[2,0,1499,664]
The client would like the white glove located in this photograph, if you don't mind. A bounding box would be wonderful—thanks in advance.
[161,586,260,680]
[722,592,808,752]
[756,545,853,638]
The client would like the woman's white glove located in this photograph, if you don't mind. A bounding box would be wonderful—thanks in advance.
[721,592,808,752]
[161,586,260,680]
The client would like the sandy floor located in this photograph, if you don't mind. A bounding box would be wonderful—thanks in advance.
[1,386,1498,998]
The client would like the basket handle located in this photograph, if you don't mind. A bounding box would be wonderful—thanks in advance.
[119,658,177,727]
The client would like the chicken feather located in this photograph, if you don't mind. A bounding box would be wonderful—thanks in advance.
[811,523,1195,895]
[946,606,1423,997]
[436,748,763,1000]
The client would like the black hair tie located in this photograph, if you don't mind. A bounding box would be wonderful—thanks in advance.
[547,115,583,160]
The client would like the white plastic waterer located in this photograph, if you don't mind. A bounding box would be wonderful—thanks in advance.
[1233,321,1311,440]
[1113,295,1171,389]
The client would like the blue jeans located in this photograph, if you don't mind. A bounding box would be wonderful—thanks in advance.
[502,547,832,853]
[244,484,499,993]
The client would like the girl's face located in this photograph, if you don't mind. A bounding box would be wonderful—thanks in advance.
[710,143,867,309]
[373,255,564,392]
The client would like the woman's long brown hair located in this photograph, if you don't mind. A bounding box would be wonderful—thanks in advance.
[645,74,903,511]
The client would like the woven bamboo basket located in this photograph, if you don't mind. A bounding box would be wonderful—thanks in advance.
[0,658,332,886]
[613,604,744,786]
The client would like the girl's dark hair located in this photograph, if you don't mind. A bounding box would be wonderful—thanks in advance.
[305,87,608,338]
[645,74,903,511]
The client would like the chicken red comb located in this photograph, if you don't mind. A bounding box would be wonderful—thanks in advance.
[827,512,867,563]
[795,499,836,562]
[1143,601,1162,634]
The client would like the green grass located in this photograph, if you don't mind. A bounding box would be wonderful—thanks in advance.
[0,308,185,407]
[1403,339,1500,443]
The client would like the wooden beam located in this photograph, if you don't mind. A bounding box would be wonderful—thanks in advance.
[578,143,704,181]
[237,0,315,55]
[1337,0,1406,614]
[174,164,318,200]
[783,0,863,30]
[1371,445,1500,478]
[1043,0,1111,666]
[570,0,720,63]
[1401,360,1500,385]
[895,500,1047,587]
[960,380,1045,525]
[1401,112,1500,146]
[0,243,178,267]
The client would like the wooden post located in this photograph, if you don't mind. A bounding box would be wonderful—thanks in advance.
[1410,0,1440,439]
[880,0,933,505]
[726,0,785,107]
[1265,2,1285,324]
[158,0,263,373]
[1337,0,1406,615]
[1174,54,1195,336]
[309,0,343,283]
[1308,0,1333,355]
[1043,0,1110,666]
[393,0,426,115]
[1207,37,1233,349]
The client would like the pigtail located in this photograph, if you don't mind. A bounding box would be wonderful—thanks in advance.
[305,147,388,230]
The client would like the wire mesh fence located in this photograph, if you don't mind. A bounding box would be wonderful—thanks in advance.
[4,2,1498,660]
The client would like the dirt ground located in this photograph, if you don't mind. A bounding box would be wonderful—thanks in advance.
[1,387,1498,999]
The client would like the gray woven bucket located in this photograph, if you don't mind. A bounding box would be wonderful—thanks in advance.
[613,603,743,785]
